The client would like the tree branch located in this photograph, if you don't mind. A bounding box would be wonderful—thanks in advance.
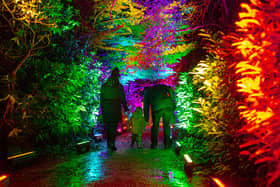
[12,49,31,75]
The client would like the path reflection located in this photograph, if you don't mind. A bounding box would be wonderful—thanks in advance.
[49,129,201,186]
[53,149,109,186]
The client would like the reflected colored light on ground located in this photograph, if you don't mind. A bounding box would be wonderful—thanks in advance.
[84,152,105,182]
[153,168,190,186]
[52,152,106,185]
[9,129,201,186]
[212,177,226,187]
[167,170,191,187]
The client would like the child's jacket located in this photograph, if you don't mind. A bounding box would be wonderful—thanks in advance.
[128,112,146,135]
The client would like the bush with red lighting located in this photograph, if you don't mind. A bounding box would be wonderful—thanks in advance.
[232,0,280,185]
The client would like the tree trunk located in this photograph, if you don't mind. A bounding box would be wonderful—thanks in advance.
[0,119,8,168]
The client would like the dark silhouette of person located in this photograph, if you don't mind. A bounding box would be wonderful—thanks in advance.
[100,68,129,151]
[143,84,176,149]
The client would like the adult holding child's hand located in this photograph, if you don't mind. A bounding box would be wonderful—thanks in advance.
[100,68,129,151]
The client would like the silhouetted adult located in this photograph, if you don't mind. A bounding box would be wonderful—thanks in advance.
[100,68,129,151]
[143,84,176,149]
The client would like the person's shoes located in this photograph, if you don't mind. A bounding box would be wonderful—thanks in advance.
[108,146,117,151]
[137,146,142,149]
[150,145,157,149]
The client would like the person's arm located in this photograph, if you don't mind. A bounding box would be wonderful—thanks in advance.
[127,116,133,129]
[120,84,129,112]
[100,84,104,111]
[141,117,147,133]
[168,86,176,111]
[143,90,149,122]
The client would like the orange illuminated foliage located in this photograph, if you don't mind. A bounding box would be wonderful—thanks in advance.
[233,0,280,185]
[238,3,257,18]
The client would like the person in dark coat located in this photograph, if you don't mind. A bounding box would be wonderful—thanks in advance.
[100,68,129,151]
[143,84,176,149]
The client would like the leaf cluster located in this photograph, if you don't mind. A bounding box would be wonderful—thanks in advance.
[179,29,246,178]
[230,0,280,185]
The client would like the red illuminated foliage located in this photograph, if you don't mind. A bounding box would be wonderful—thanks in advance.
[231,0,280,185]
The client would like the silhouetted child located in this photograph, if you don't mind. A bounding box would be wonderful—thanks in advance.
[128,107,146,149]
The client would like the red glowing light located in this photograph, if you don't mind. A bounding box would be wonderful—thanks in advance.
[0,175,8,181]
[212,178,226,187]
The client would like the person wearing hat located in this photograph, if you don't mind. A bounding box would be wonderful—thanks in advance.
[100,68,129,151]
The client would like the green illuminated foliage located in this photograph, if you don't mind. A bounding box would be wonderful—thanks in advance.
[13,31,101,146]
[79,52,102,132]
[175,72,211,168]
[43,0,80,35]
[0,0,80,157]
[16,56,102,147]
[17,59,86,144]
[175,72,196,130]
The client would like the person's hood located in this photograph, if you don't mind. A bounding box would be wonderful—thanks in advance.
[105,76,120,87]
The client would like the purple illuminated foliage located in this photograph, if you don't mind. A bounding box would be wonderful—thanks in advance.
[123,75,176,110]
[129,0,188,68]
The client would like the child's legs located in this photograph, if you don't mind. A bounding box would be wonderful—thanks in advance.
[131,133,137,146]
[136,133,142,147]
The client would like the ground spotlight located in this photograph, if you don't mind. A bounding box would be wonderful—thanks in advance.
[94,133,103,143]
[0,174,10,187]
[211,177,226,187]
[76,140,91,153]
[7,151,36,168]
[183,154,194,181]
[175,141,181,155]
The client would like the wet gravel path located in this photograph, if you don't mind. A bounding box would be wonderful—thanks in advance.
[8,127,203,186]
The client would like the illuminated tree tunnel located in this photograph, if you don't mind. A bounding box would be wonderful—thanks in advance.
[0,0,280,186]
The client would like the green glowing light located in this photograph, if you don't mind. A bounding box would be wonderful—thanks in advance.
[76,140,90,145]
